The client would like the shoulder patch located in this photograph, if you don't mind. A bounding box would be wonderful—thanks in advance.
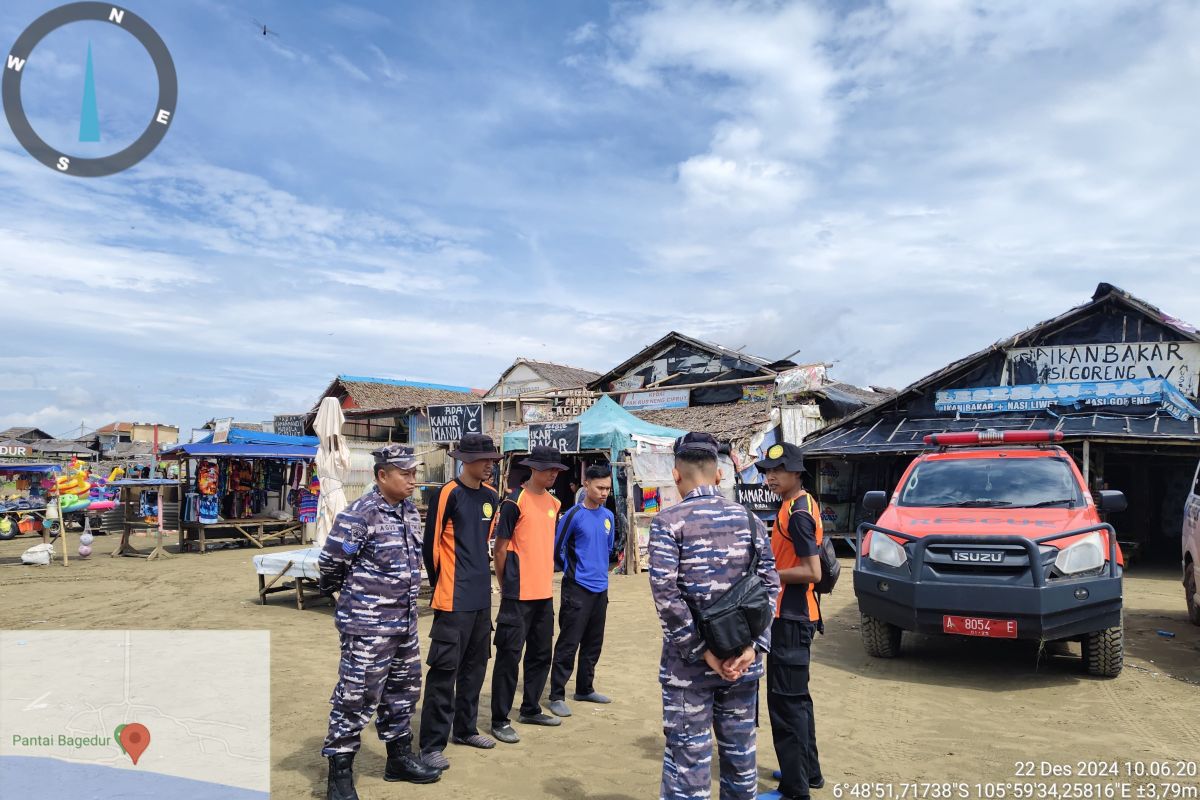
[482,502,494,519]
[604,518,612,531]
[342,540,359,555]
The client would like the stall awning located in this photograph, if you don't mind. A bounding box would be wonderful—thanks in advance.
[801,410,1200,458]
[0,463,61,473]
[108,478,182,486]
[161,443,317,459]
[190,427,319,447]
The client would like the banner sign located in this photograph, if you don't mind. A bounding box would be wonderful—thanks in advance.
[273,414,306,437]
[212,418,233,444]
[1006,341,1200,397]
[529,421,581,453]
[426,404,483,443]
[620,388,690,410]
[735,483,781,513]
[935,378,1200,421]
[0,444,29,458]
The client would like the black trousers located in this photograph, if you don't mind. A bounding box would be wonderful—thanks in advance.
[549,578,608,701]
[767,617,822,798]
[490,597,554,726]
[418,608,492,752]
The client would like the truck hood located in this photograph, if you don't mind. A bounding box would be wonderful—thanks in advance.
[873,506,1122,564]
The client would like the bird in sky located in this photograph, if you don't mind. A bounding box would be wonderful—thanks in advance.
[251,18,278,38]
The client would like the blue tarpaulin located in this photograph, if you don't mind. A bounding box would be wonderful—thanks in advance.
[935,378,1200,421]
[502,395,685,454]
[189,427,319,447]
[108,478,182,486]
[161,443,316,460]
[0,463,61,473]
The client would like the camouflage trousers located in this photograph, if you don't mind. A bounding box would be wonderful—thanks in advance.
[660,679,759,800]
[322,632,421,756]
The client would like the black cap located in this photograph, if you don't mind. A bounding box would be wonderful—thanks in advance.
[372,443,421,470]
[518,445,568,471]
[754,442,806,473]
[673,432,720,457]
[449,433,502,462]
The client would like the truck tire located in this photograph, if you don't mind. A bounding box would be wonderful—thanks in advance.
[861,613,902,658]
[1186,562,1200,626]
[1082,621,1123,678]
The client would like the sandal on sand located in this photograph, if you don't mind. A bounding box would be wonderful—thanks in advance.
[451,734,496,750]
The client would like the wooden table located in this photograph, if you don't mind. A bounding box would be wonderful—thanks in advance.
[180,518,303,553]
[111,522,174,560]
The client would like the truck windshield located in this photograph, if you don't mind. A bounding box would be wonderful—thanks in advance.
[897,456,1086,508]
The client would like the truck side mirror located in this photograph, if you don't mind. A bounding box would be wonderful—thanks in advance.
[863,491,888,513]
[1096,490,1127,513]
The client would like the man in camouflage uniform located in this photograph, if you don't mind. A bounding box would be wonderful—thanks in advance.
[318,444,441,800]
[649,432,780,800]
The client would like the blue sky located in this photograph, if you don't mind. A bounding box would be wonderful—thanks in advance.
[1,0,1198,437]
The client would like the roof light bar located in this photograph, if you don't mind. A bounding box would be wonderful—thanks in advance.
[923,430,1064,446]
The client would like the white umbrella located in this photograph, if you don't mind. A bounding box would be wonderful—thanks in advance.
[313,397,351,546]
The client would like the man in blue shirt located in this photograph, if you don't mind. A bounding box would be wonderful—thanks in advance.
[546,464,615,718]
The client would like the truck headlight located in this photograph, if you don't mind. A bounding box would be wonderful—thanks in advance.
[1053,532,1106,576]
[868,531,907,568]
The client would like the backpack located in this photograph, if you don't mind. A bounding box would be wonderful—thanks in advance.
[798,494,841,595]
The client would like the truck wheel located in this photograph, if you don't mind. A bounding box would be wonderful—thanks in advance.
[861,613,902,658]
[1186,563,1200,626]
[1082,622,1123,678]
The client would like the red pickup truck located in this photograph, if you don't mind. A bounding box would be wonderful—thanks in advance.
[855,430,1127,677]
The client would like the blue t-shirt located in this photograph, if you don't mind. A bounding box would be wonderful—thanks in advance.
[554,503,614,593]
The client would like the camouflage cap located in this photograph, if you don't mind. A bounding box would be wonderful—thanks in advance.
[371,443,421,470]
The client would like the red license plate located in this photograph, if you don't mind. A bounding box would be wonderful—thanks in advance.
[942,615,1018,639]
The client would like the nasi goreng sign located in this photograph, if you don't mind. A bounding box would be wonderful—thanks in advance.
[935,378,1200,421]
[1006,342,1200,398]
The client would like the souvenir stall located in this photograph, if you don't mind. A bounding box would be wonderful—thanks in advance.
[502,395,685,574]
[0,463,58,541]
[161,436,318,553]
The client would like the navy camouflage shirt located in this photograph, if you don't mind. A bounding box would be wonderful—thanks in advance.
[318,486,423,637]
[649,484,780,688]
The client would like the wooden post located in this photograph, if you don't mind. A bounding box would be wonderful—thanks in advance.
[1082,439,1091,489]
[623,458,639,575]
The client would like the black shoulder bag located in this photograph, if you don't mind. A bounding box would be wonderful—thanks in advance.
[687,507,773,659]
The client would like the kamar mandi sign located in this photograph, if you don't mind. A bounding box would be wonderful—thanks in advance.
[426,404,483,443]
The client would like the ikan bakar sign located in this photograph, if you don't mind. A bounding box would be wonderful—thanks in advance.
[1006,341,1200,397]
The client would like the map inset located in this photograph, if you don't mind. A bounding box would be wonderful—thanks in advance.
[1,630,269,799]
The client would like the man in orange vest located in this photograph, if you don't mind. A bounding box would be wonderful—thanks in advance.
[418,433,503,770]
[756,442,825,800]
[489,445,568,744]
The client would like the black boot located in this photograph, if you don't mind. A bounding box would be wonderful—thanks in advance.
[327,752,359,800]
[383,734,441,784]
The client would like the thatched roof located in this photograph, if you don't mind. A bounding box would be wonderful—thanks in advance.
[522,360,600,389]
[632,404,774,442]
[0,426,54,441]
[317,375,481,415]
[803,282,1200,451]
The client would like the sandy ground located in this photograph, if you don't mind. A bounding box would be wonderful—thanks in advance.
[1,532,1198,799]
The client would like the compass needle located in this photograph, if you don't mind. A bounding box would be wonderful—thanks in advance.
[79,41,100,143]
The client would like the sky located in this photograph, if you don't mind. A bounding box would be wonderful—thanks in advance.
[1,0,1198,438]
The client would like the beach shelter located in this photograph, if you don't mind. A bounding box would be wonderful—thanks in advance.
[501,394,685,457]
[313,397,351,547]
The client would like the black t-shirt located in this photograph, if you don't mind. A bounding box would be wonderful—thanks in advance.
[423,479,498,612]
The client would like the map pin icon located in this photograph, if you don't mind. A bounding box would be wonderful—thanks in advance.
[118,723,150,765]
